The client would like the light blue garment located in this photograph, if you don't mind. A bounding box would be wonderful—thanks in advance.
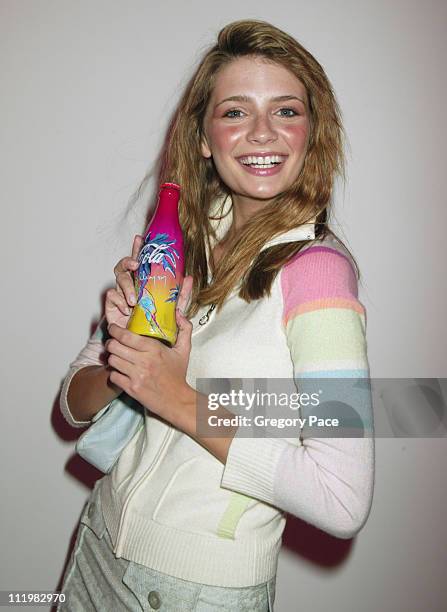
[58,481,276,611]
[75,394,144,474]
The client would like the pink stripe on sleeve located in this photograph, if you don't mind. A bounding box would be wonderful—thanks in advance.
[281,246,359,321]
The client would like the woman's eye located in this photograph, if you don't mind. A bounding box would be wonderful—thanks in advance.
[277,108,299,117]
[223,109,244,118]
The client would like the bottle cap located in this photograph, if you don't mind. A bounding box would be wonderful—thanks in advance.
[161,182,181,191]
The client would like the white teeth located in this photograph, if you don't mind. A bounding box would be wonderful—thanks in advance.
[240,154,285,165]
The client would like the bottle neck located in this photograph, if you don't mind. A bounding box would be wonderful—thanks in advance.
[156,186,180,215]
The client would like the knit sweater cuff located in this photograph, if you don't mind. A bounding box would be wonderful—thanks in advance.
[59,365,92,428]
[60,365,111,428]
[220,436,287,506]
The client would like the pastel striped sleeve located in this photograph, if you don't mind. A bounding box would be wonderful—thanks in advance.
[220,245,375,539]
[282,245,369,377]
[59,316,111,428]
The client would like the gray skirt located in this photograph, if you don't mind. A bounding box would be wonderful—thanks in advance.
[58,482,276,611]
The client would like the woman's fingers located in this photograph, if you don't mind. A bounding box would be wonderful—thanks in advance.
[113,256,137,278]
[106,337,137,365]
[112,234,144,306]
[105,288,131,316]
[177,275,193,314]
[131,234,144,260]
[108,353,134,377]
[113,258,138,305]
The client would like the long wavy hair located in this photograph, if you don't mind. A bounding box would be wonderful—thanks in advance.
[153,19,357,317]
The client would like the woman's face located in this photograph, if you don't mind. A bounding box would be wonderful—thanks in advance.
[201,55,311,203]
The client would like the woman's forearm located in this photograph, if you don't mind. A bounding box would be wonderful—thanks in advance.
[66,365,123,422]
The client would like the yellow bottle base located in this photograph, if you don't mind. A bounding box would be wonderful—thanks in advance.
[127,304,177,347]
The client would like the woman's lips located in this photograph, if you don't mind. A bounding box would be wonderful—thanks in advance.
[237,159,285,176]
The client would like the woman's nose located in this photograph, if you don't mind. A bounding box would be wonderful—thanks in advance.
[246,113,277,144]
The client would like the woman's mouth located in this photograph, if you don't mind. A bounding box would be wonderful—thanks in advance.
[237,154,287,176]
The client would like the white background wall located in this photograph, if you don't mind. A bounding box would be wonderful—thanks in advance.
[1,1,446,610]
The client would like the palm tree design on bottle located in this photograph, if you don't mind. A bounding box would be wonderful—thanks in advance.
[166,284,180,303]
[135,232,180,338]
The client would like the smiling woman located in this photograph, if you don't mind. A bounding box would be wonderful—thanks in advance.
[58,19,374,612]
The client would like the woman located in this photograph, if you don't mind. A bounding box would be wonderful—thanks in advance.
[58,19,374,611]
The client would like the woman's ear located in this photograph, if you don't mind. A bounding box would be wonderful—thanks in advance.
[200,133,212,159]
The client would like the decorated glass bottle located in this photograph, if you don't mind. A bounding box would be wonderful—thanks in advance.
[127,182,184,346]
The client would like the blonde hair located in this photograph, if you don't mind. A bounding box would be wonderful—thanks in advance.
[154,19,357,317]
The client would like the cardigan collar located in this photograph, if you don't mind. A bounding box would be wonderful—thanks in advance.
[207,193,316,253]
[203,194,316,288]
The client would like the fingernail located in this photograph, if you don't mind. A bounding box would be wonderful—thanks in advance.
[129,295,136,305]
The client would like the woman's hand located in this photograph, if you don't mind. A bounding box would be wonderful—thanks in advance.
[105,275,195,425]
[105,234,144,328]
[106,276,236,461]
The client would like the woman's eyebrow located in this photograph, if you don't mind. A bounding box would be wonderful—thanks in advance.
[215,94,305,108]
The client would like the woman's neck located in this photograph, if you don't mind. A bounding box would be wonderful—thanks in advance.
[213,193,273,266]
[229,192,273,234]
